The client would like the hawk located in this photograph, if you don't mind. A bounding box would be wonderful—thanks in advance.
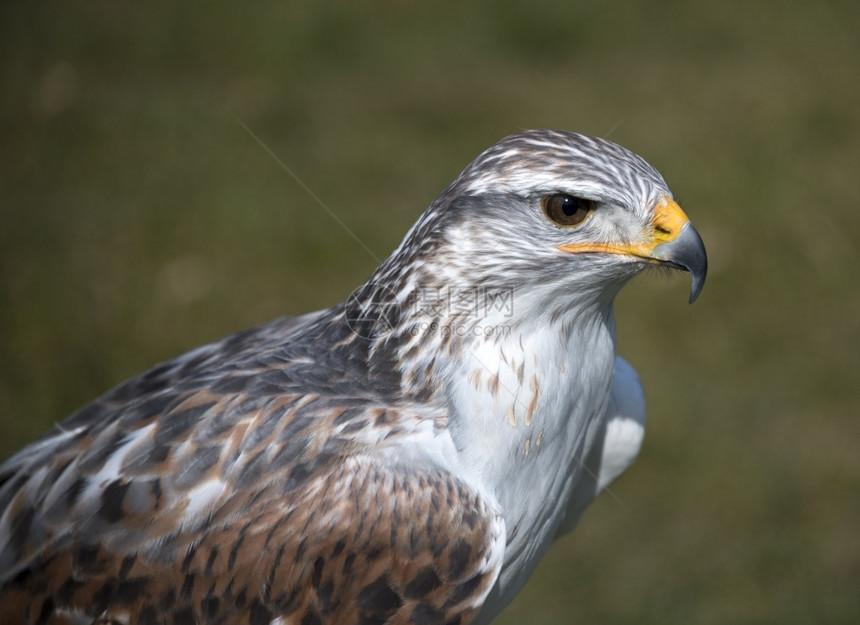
[0,130,706,625]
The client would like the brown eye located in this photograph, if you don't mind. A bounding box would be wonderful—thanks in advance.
[542,194,593,226]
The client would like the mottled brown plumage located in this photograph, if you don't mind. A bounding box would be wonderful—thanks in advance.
[0,310,503,625]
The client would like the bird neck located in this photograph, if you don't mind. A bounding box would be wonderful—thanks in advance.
[441,295,618,476]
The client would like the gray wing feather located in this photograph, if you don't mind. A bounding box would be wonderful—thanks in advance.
[554,356,646,538]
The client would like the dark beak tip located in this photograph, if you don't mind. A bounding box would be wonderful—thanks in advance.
[688,270,706,304]
[685,226,708,304]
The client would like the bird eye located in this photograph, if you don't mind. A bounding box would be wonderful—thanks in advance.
[542,194,593,227]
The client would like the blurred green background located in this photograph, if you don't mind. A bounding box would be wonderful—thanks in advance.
[1,1,858,622]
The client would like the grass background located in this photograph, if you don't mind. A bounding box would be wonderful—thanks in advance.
[1,1,858,622]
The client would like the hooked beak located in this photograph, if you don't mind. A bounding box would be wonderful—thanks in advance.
[651,215,708,303]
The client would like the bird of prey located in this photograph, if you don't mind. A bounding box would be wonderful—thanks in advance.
[0,129,706,625]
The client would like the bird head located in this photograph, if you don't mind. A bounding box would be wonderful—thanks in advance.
[361,130,706,344]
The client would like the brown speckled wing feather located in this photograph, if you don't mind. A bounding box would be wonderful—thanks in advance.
[1,452,502,625]
[0,312,505,624]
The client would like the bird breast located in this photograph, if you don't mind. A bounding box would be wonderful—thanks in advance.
[444,308,617,605]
